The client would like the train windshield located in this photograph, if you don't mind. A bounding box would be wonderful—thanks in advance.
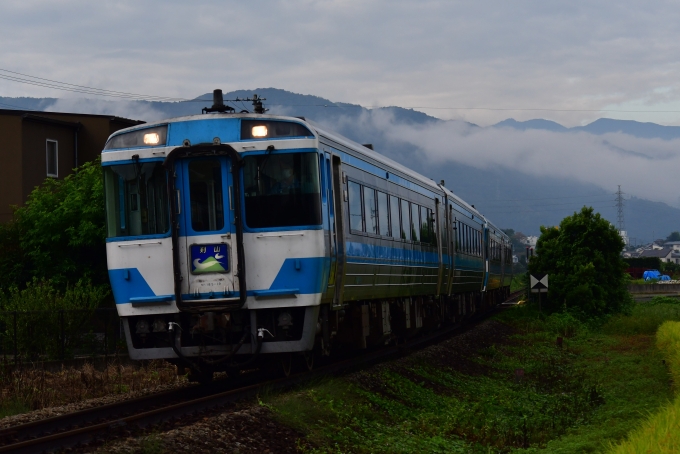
[103,162,169,238]
[243,153,321,228]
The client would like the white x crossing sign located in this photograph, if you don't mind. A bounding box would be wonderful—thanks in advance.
[530,274,549,293]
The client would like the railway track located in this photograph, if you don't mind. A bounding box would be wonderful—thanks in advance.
[0,305,506,453]
[501,289,526,305]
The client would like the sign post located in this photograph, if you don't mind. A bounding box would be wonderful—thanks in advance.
[530,274,548,312]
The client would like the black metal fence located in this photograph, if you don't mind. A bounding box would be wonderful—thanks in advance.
[0,308,123,362]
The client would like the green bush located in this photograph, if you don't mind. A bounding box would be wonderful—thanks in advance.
[0,279,109,359]
[0,159,108,291]
[529,207,632,319]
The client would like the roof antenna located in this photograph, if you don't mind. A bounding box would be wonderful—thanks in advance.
[202,89,235,114]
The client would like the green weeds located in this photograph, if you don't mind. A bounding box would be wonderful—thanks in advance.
[265,301,676,452]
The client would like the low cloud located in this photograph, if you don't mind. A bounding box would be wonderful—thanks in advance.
[325,110,680,207]
[46,97,166,122]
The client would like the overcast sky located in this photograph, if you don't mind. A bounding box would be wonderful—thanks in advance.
[2,0,680,126]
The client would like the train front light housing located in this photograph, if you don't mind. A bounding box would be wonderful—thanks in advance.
[104,125,168,150]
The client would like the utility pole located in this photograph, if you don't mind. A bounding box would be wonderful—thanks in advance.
[616,185,627,247]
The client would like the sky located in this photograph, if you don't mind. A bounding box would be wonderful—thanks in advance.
[3,0,680,127]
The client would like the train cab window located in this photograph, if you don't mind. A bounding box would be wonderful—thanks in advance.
[243,153,321,228]
[400,199,411,241]
[377,191,389,236]
[104,162,169,238]
[411,204,421,242]
[390,195,400,239]
[189,160,224,232]
[363,186,377,234]
[347,181,363,232]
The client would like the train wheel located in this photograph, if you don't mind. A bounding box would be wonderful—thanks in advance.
[280,353,292,377]
[303,351,314,371]
[188,369,213,384]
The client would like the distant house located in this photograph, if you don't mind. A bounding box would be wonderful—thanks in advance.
[638,247,676,263]
[512,255,519,264]
[520,236,538,248]
[664,241,680,253]
[0,109,143,223]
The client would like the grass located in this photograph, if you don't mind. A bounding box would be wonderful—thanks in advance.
[263,300,678,453]
[607,320,680,453]
[0,359,184,418]
[601,296,680,336]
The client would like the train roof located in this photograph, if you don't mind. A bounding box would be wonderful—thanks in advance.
[108,112,507,236]
[305,119,445,193]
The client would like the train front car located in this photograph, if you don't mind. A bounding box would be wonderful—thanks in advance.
[102,114,326,376]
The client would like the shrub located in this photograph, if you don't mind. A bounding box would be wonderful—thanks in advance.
[0,159,107,291]
[529,207,632,318]
[0,279,109,359]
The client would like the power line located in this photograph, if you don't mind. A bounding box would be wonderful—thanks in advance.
[481,204,616,214]
[0,68,185,102]
[3,67,680,114]
[382,106,680,113]
[481,198,614,209]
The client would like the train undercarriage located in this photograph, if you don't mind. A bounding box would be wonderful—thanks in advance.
[124,286,510,382]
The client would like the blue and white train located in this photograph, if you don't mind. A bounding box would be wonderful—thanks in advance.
[102,91,512,378]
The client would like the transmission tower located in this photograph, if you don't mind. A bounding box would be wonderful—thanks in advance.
[616,185,627,246]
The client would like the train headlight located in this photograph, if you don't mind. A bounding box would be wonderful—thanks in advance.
[143,132,161,145]
[251,125,268,138]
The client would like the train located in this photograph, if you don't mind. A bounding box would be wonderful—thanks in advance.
[102,90,513,381]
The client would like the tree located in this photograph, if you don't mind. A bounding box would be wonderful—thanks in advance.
[667,231,680,242]
[528,207,631,318]
[0,159,108,291]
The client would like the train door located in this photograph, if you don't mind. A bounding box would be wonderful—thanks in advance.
[322,150,338,304]
[482,226,489,292]
[500,239,506,287]
[446,204,455,295]
[176,157,239,305]
[331,154,346,308]
[435,198,444,296]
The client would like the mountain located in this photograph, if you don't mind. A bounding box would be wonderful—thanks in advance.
[1,90,678,242]
[495,116,680,140]
[494,118,568,132]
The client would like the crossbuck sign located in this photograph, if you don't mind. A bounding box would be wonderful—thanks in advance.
[530,274,549,293]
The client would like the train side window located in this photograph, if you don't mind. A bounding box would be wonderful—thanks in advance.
[430,208,438,247]
[466,225,470,254]
[456,221,461,251]
[363,186,377,234]
[419,206,429,245]
[348,181,363,232]
[390,195,400,239]
[411,204,421,242]
[400,199,411,241]
[377,191,389,236]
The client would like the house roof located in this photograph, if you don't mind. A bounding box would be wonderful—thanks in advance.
[0,108,142,125]
[638,247,673,258]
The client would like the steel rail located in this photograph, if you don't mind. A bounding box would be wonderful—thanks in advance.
[0,305,502,453]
